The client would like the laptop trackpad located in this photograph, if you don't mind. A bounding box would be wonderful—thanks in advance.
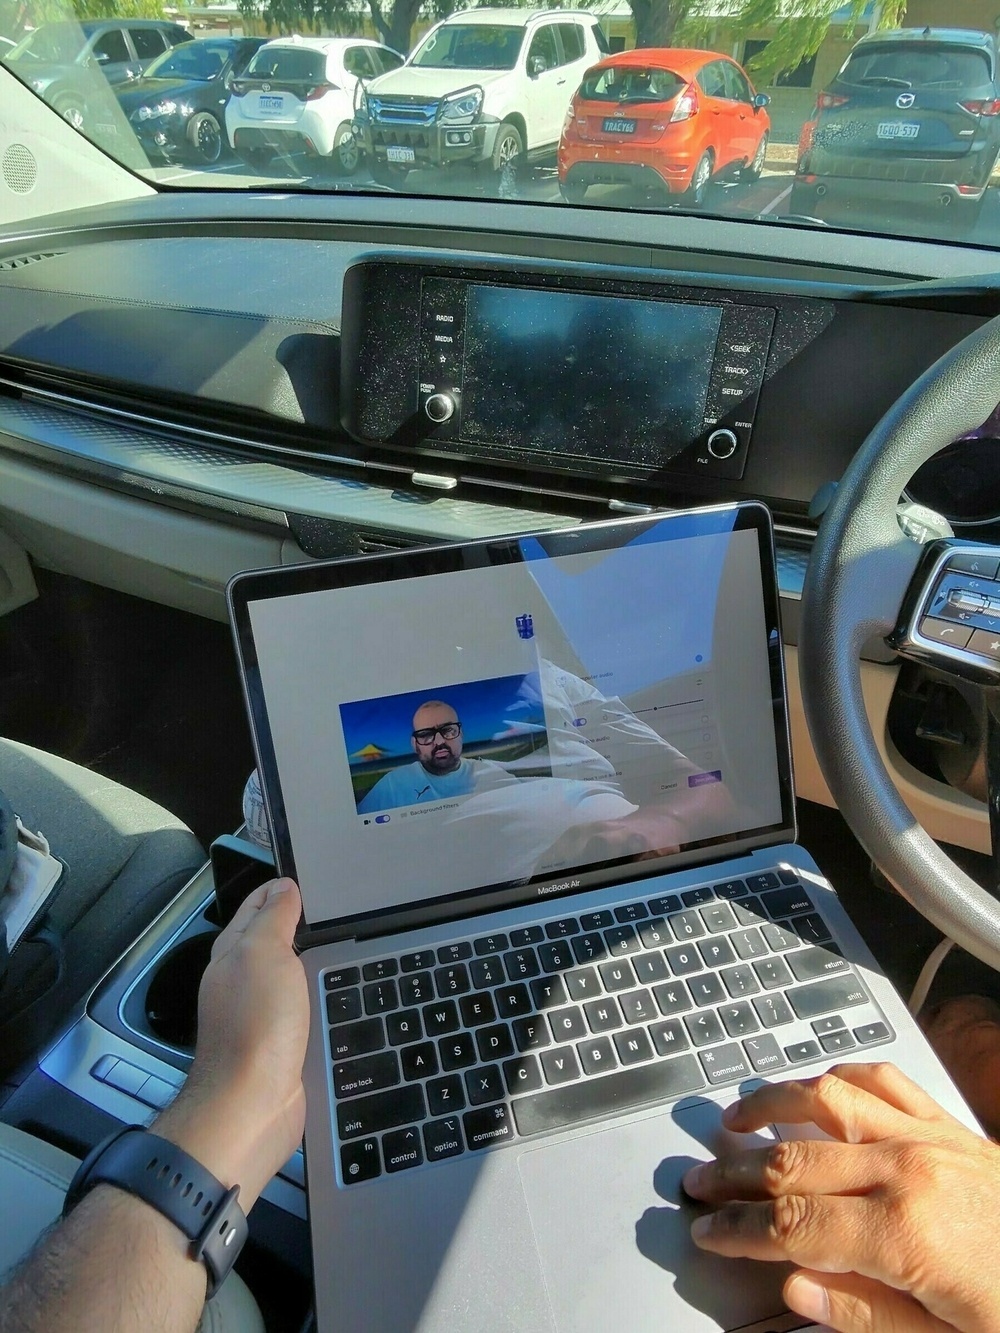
[518,1100,792,1332]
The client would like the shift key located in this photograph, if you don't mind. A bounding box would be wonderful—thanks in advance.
[787,974,868,1020]
[337,1085,425,1139]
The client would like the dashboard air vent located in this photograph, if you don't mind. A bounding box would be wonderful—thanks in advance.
[0,248,66,271]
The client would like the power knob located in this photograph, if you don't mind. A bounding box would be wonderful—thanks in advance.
[706,428,739,460]
[424,392,456,424]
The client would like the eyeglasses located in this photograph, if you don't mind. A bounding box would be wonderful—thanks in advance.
[412,723,461,744]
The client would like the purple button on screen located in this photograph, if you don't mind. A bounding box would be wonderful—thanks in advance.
[688,770,722,788]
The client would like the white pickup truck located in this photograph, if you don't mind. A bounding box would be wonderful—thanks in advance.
[353,7,608,185]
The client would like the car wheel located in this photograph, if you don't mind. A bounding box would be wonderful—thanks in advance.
[491,121,524,194]
[559,178,587,204]
[370,158,409,188]
[685,152,712,207]
[331,122,360,177]
[186,112,223,166]
[800,311,1000,970]
[53,93,86,131]
[744,131,768,182]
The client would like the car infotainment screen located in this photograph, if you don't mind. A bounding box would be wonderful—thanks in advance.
[459,284,724,467]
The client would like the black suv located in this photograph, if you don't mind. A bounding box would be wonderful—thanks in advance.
[2,19,193,130]
[790,27,1000,231]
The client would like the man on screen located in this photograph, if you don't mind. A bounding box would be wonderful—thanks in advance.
[357,700,517,815]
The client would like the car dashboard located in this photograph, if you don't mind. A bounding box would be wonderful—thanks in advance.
[0,192,997,857]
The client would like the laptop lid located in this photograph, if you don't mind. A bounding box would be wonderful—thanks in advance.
[228,502,795,949]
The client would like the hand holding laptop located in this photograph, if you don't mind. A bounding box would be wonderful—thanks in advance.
[684,1061,1000,1333]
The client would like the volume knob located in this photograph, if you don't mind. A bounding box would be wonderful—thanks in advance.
[425,393,456,424]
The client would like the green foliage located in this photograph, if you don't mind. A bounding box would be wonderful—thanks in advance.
[23,0,165,20]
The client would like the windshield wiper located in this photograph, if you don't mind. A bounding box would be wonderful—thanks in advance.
[855,75,913,88]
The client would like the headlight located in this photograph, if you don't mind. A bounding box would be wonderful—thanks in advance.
[134,101,177,122]
[438,86,483,125]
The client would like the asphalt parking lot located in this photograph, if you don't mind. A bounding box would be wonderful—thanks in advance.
[150,146,1000,244]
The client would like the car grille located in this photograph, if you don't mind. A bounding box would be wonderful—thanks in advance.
[373,129,431,150]
[368,96,439,127]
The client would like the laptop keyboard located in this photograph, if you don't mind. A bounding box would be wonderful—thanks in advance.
[325,868,894,1184]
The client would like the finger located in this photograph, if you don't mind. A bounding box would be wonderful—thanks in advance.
[683,1137,887,1204]
[720,1065,938,1143]
[828,1062,960,1127]
[690,1190,884,1273]
[785,1270,955,1333]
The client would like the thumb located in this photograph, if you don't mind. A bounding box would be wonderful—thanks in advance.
[785,1271,955,1333]
[257,877,301,939]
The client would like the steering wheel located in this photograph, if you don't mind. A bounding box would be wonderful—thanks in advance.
[799,313,1000,972]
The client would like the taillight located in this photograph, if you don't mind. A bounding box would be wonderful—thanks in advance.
[669,83,698,123]
[815,92,849,111]
[305,82,336,101]
[961,97,1000,116]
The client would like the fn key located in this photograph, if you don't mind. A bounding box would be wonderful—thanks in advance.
[341,1137,381,1183]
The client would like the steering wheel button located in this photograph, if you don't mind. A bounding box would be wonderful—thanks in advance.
[947,552,1000,580]
[919,617,974,649]
[968,629,1000,661]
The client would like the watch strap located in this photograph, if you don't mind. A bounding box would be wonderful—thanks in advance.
[63,1125,248,1298]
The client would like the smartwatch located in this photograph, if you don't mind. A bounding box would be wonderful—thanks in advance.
[63,1125,248,1298]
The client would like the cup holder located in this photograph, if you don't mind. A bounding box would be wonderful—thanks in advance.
[143,931,217,1050]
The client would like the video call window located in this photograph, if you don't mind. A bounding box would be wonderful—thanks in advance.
[341,672,551,817]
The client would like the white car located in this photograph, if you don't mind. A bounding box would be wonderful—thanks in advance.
[353,7,608,185]
[225,35,403,173]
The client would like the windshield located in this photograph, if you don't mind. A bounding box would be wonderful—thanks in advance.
[143,40,233,82]
[409,24,524,71]
[3,3,1000,249]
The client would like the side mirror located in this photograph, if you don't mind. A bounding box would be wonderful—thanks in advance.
[753,92,770,111]
[528,55,546,77]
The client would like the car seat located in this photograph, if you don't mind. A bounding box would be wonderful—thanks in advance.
[0,738,205,1076]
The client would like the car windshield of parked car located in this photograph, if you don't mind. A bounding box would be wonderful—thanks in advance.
[243,44,326,81]
[580,65,685,102]
[409,24,524,70]
[143,40,231,82]
[838,41,990,89]
[4,2,1000,251]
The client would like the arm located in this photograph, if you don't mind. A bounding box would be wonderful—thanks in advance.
[683,1062,1000,1333]
[0,877,309,1333]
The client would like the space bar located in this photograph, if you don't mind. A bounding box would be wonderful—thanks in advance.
[511,1054,705,1137]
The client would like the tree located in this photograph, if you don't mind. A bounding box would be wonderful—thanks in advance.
[631,0,908,80]
[1,0,163,39]
[235,0,455,53]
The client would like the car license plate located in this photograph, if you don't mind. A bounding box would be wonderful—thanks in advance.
[258,95,283,113]
[602,118,636,135]
[386,145,415,163]
[876,121,919,140]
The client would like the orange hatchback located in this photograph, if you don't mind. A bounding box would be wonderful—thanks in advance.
[558,48,770,204]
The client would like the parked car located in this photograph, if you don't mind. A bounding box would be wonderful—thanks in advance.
[1,18,193,130]
[791,26,1000,231]
[116,36,265,167]
[352,7,608,186]
[225,35,403,174]
[558,48,770,205]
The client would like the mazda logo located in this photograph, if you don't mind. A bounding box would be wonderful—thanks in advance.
[896,92,915,108]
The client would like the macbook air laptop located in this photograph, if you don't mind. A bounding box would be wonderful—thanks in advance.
[228,502,972,1333]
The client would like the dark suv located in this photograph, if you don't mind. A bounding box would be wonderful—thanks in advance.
[2,19,193,130]
[790,27,1000,231]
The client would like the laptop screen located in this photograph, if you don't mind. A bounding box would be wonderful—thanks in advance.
[230,504,794,941]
